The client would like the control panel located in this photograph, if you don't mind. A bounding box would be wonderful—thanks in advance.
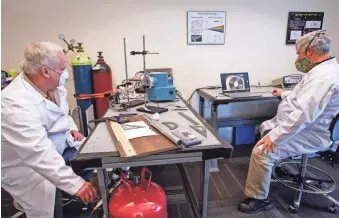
[272,75,303,88]
[284,75,303,85]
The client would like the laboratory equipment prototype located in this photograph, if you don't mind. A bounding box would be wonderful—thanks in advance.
[272,74,303,88]
[146,72,176,102]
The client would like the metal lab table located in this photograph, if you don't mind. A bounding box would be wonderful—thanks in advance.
[73,95,233,218]
[197,87,281,131]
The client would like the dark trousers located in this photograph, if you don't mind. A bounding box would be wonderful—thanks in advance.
[54,147,93,218]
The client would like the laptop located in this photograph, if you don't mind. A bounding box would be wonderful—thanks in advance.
[220,72,262,98]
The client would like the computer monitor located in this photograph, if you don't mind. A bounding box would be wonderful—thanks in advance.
[220,72,250,93]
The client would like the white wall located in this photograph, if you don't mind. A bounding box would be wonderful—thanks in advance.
[2,0,339,108]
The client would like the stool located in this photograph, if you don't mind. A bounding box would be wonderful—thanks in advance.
[273,114,339,214]
[273,154,338,213]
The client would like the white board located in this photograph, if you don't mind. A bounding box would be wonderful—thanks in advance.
[187,11,226,45]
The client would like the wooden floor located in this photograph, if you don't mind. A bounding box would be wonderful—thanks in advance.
[2,145,339,218]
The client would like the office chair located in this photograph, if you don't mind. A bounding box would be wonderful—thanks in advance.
[272,114,339,214]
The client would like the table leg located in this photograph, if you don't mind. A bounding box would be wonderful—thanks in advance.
[210,103,218,129]
[200,159,211,218]
[177,164,201,218]
[199,96,205,119]
[210,103,219,172]
[97,169,109,218]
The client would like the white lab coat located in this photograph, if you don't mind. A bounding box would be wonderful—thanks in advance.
[260,58,339,160]
[1,73,85,218]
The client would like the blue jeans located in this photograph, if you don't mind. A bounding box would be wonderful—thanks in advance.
[54,147,93,218]
[62,146,93,181]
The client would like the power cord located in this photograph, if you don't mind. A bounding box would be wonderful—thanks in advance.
[187,85,221,104]
[176,90,183,96]
[164,104,187,108]
[250,85,274,88]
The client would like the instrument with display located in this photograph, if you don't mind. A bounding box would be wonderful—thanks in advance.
[272,75,303,88]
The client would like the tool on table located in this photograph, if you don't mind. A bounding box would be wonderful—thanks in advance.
[161,122,178,130]
[173,130,202,146]
[178,112,207,137]
[111,103,128,112]
[113,93,120,104]
[172,108,188,111]
[137,105,168,114]
[178,112,200,125]
[129,35,159,105]
[122,124,147,130]
[121,100,145,109]
[88,116,129,124]
[189,125,207,137]
[150,121,182,147]
[126,35,176,114]
[120,38,149,109]
[89,113,138,124]
[119,113,138,117]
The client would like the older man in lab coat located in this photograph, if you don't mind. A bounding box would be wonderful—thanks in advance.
[238,31,339,213]
[1,42,97,218]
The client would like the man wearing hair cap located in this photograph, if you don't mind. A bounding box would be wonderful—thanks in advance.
[238,31,339,213]
[1,41,97,218]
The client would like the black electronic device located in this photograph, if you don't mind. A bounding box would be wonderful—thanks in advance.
[137,105,168,114]
[272,75,303,88]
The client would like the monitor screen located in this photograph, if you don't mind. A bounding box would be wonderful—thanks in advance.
[220,73,250,92]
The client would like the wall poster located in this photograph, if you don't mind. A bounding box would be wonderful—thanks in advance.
[187,11,226,45]
[286,12,324,44]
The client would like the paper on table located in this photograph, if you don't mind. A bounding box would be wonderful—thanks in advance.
[122,121,157,139]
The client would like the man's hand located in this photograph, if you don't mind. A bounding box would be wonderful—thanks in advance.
[272,88,282,97]
[75,182,97,203]
[70,130,84,142]
[256,136,275,154]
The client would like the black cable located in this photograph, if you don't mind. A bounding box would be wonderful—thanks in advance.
[186,163,194,168]
[187,89,197,104]
[164,104,187,108]
[176,90,183,96]
[187,85,221,104]
[250,85,274,88]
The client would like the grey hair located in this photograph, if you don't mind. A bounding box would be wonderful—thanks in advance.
[296,30,331,54]
[20,41,64,74]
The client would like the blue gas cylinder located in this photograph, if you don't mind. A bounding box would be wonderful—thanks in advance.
[71,43,94,136]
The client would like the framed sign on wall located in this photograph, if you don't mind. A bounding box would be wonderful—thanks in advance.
[286,12,324,44]
[187,11,226,45]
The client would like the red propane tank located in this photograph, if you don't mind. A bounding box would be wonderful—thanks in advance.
[109,167,167,218]
[92,51,113,118]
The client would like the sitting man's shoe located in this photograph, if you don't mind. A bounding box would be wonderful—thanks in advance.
[238,197,273,213]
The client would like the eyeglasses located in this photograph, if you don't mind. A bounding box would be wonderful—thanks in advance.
[304,30,326,54]
[26,60,63,75]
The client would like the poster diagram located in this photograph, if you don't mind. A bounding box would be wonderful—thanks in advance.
[286,12,324,44]
[187,11,226,45]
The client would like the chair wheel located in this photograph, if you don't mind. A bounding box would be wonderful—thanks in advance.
[328,204,338,213]
[289,205,299,214]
